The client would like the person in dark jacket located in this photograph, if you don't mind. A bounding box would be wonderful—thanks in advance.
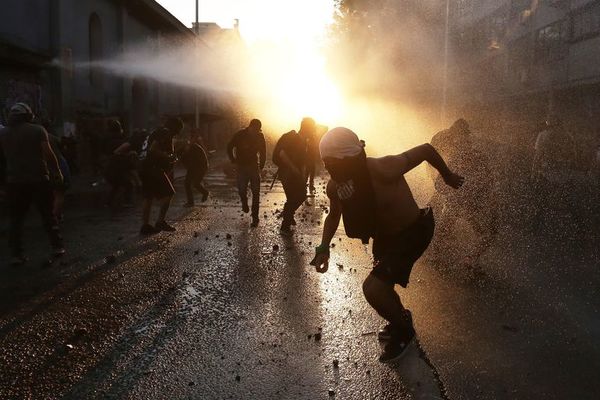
[227,119,266,227]
[310,127,463,363]
[181,130,209,207]
[139,117,183,234]
[0,103,65,265]
[104,120,134,209]
[272,117,315,233]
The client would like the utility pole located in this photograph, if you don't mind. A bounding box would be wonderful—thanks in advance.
[441,0,450,124]
[194,0,200,129]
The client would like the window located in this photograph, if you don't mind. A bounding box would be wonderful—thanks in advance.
[572,3,600,41]
[534,20,569,63]
[89,13,103,87]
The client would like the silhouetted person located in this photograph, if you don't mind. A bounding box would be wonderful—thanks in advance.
[273,117,315,233]
[181,130,209,207]
[104,120,134,209]
[531,115,576,229]
[429,118,496,264]
[0,103,65,265]
[111,128,148,199]
[227,119,266,227]
[139,117,183,234]
[310,127,463,362]
[532,116,575,182]
[304,123,320,195]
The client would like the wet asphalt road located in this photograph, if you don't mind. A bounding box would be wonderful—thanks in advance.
[1,166,599,400]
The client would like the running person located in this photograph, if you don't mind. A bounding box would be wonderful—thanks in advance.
[181,130,209,207]
[310,127,463,362]
[272,117,316,233]
[227,119,266,227]
[139,117,183,234]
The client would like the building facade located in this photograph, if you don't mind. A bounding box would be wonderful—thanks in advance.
[0,0,231,138]
[448,0,600,137]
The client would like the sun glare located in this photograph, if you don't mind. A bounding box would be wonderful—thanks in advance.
[234,1,342,130]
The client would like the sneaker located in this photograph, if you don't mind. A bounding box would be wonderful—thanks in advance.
[140,224,160,235]
[378,311,413,341]
[201,192,209,203]
[379,331,416,363]
[184,202,195,208]
[242,202,250,213]
[10,256,27,266]
[155,221,176,232]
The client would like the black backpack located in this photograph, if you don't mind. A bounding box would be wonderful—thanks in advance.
[272,130,296,167]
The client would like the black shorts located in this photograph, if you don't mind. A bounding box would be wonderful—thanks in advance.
[140,167,175,200]
[371,208,435,287]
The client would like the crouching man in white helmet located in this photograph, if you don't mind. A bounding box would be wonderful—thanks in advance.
[310,127,464,362]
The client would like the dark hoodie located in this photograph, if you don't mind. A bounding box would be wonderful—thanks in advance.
[0,115,50,184]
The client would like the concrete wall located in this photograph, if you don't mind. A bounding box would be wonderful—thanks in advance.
[0,0,52,54]
[59,0,124,116]
[450,0,600,100]
[569,36,600,84]
[0,0,219,137]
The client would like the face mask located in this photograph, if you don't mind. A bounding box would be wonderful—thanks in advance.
[324,150,367,182]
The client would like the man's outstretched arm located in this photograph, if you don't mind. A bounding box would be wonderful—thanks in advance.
[310,181,342,271]
[376,144,464,188]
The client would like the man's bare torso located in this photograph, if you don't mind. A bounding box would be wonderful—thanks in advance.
[327,157,421,235]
